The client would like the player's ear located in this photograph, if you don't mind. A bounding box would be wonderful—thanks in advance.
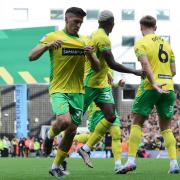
[154,25,157,31]
[140,25,143,31]
[65,16,68,24]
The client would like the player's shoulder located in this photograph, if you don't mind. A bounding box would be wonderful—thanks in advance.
[94,29,110,43]
[40,30,64,43]
[136,34,154,44]
[78,35,90,45]
[48,30,64,37]
[92,28,107,38]
[134,37,144,48]
[79,35,89,42]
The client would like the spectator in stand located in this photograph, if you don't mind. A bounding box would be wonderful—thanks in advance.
[18,138,25,157]
[34,138,41,157]
[104,132,113,158]
[11,138,17,157]
[25,137,30,157]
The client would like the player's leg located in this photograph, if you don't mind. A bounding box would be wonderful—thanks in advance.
[83,86,96,114]
[85,88,116,148]
[119,90,158,174]
[161,127,179,173]
[78,110,103,167]
[80,110,114,154]
[73,113,94,144]
[78,88,116,167]
[73,133,91,144]
[50,122,77,177]
[45,93,72,156]
[49,93,84,177]
[118,114,145,174]
[157,91,179,174]
[110,125,122,173]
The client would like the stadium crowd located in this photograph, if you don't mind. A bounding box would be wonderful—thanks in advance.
[0,136,43,157]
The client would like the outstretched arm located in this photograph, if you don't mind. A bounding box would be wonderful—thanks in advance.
[102,50,142,76]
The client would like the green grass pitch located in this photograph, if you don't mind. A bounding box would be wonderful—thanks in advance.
[0,158,179,180]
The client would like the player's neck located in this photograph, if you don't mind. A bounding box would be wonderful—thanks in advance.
[142,29,154,36]
[99,26,110,35]
[64,28,79,37]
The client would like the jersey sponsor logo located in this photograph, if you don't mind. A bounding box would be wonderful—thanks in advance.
[62,48,85,55]
[158,74,172,79]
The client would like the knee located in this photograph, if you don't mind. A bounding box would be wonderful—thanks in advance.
[66,127,77,138]
[55,115,71,129]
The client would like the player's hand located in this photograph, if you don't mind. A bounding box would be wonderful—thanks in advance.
[118,79,125,87]
[46,40,63,50]
[152,83,169,94]
[84,46,94,55]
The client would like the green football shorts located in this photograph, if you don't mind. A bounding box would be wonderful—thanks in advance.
[84,86,114,113]
[132,90,175,119]
[88,110,120,132]
[50,92,84,126]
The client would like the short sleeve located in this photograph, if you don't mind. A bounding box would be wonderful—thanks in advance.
[134,41,146,60]
[97,36,111,52]
[39,33,54,45]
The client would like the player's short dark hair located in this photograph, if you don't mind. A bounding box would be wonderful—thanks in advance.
[140,15,156,28]
[65,7,86,17]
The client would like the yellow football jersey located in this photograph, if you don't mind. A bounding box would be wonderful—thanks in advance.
[85,28,111,88]
[40,30,87,94]
[134,33,175,95]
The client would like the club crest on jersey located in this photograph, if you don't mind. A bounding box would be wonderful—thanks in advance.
[62,48,85,55]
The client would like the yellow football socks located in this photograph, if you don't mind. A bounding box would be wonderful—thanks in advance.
[48,127,57,139]
[53,149,68,167]
[87,119,112,149]
[110,126,121,161]
[73,133,91,144]
[161,129,176,160]
[128,125,142,157]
